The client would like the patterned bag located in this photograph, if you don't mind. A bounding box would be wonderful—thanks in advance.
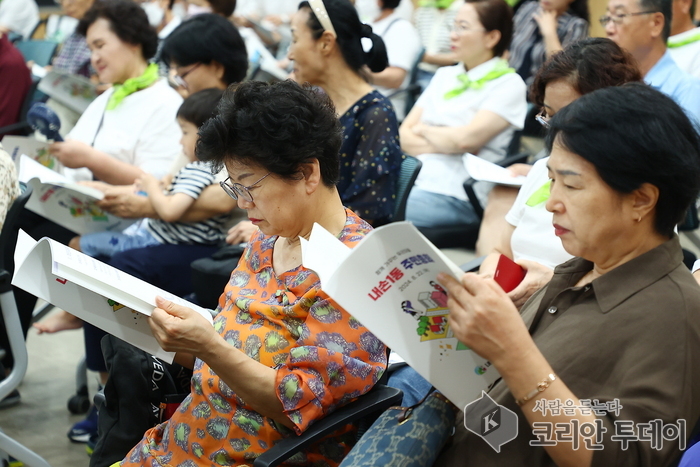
[339,391,458,467]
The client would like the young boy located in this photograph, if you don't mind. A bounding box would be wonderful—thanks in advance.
[71,88,227,257]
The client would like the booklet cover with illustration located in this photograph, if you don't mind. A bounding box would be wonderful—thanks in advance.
[12,231,214,363]
[1,135,62,172]
[18,155,136,235]
[38,70,97,114]
[301,221,501,409]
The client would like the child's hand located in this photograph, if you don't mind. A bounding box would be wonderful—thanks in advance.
[160,174,173,189]
[136,173,160,194]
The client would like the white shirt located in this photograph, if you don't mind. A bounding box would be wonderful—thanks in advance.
[412,59,527,200]
[66,79,183,182]
[505,157,573,270]
[45,15,78,44]
[669,27,700,79]
[158,16,182,39]
[235,0,298,20]
[370,12,422,121]
[0,0,39,38]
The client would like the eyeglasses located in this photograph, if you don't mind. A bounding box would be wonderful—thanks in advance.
[535,109,550,128]
[451,21,485,35]
[599,10,658,26]
[220,173,271,202]
[172,63,201,89]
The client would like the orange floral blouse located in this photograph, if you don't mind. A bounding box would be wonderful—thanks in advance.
[118,209,387,467]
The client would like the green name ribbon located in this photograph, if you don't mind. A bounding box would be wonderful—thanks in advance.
[668,31,700,48]
[444,59,515,100]
[418,0,457,9]
[525,180,551,207]
[106,63,160,110]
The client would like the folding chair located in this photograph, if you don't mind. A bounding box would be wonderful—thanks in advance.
[0,182,51,467]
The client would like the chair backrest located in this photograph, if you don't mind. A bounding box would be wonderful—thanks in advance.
[403,48,426,117]
[392,155,422,222]
[0,182,33,273]
[15,40,58,68]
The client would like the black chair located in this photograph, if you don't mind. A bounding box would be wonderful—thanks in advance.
[252,384,403,467]
[392,155,422,222]
[0,183,51,467]
[386,48,425,120]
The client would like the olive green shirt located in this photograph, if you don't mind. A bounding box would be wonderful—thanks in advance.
[437,235,700,467]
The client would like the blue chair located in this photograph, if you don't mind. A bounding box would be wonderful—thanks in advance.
[14,40,58,68]
[392,155,422,223]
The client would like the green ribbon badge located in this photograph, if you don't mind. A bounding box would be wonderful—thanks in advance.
[525,180,551,207]
[444,59,515,100]
[106,63,160,111]
[668,31,700,48]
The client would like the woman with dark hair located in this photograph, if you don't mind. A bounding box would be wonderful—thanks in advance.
[49,0,183,185]
[161,13,248,96]
[286,0,402,227]
[114,79,387,467]
[400,0,527,230]
[508,0,589,86]
[479,38,643,308]
[437,82,700,467]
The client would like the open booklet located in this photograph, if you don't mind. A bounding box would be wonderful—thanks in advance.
[38,70,97,114]
[1,135,62,172]
[12,231,214,363]
[464,154,526,187]
[301,221,501,409]
[18,155,136,235]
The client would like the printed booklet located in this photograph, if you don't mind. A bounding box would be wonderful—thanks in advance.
[301,221,501,409]
[18,155,135,235]
[12,231,214,363]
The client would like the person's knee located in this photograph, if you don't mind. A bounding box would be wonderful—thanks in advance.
[68,236,82,252]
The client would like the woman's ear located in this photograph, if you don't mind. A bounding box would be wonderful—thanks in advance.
[300,159,322,194]
[318,30,337,57]
[211,60,225,80]
[631,182,660,221]
[484,30,501,53]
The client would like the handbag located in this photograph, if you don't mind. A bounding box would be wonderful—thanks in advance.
[339,390,458,467]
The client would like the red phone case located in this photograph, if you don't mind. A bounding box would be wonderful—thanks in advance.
[493,254,526,293]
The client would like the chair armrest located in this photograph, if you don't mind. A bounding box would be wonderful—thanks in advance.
[0,122,32,138]
[253,385,403,467]
[460,256,486,272]
[496,152,530,168]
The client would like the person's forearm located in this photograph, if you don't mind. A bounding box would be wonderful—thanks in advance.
[371,67,407,89]
[422,52,457,67]
[147,190,191,223]
[496,343,595,467]
[478,252,502,278]
[88,149,144,185]
[399,126,439,156]
[179,185,237,223]
[542,33,563,57]
[420,125,476,154]
[200,335,294,429]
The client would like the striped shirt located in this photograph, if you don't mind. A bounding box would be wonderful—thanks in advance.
[508,0,588,86]
[146,161,227,245]
[414,3,461,73]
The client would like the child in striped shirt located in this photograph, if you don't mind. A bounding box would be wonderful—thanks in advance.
[73,88,228,258]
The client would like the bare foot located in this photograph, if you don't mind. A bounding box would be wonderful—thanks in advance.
[32,310,83,334]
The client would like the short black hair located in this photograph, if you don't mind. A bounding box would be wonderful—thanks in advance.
[546,83,700,237]
[299,0,389,76]
[466,0,513,58]
[78,0,158,60]
[208,0,237,17]
[380,0,402,9]
[197,80,342,187]
[177,88,224,128]
[639,0,672,40]
[161,14,248,85]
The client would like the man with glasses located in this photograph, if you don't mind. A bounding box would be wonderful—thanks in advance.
[668,0,700,78]
[603,0,700,122]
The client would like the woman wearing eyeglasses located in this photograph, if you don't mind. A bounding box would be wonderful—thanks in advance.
[508,0,589,86]
[114,80,387,467]
[400,0,527,230]
[479,38,642,308]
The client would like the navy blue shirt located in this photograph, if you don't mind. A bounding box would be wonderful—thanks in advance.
[338,91,403,225]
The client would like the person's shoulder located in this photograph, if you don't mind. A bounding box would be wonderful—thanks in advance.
[515,1,539,18]
[354,91,398,120]
[338,208,373,247]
